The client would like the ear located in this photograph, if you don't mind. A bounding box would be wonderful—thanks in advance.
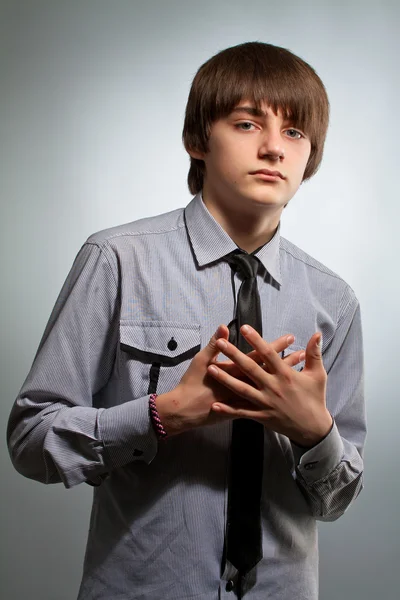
[189,148,205,160]
[184,141,206,161]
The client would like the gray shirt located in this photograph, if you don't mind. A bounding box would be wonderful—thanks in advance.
[7,194,366,600]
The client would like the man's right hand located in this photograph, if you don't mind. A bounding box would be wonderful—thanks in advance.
[156,325,303,437]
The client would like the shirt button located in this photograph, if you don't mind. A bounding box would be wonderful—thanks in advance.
[304,461,318,470]
[167,337,178,351]
[226,580,234,592]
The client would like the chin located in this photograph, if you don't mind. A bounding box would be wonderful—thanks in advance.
[246,193,285,208]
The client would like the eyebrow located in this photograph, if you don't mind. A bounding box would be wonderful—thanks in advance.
[230,106,266,117]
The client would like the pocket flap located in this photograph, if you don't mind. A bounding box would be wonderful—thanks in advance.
[120,321,201,365]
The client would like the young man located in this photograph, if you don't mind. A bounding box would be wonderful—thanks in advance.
[7,42,365,599]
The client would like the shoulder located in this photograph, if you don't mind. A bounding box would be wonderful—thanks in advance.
[279,236,358,310]
[85,206,186,247]
[280,237,343,280]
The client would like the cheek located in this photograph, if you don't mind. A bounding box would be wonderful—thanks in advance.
[293,147,311,180]
[222,142,250,175]
[301,144,312,171]
[209,149,242,179]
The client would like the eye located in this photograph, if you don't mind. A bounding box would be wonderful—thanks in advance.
[284,128,303,139]
[235,121,256,131]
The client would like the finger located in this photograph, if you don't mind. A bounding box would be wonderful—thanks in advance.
[269,333,295,355]
[216,324,230,341]
[216,338,295,367]
[283,349,306,368]
[239,325,286,374]
[211,402,263,419]
[214,349,262,368]
[213,332,295,370]
[214,362,250,378]
[304,332,325,373]
[210,356,261,388]
[208,352,268,404]
[218,349,305,377]
[216,349,263,371]
[200,325,230,365]
[209,324,233,364]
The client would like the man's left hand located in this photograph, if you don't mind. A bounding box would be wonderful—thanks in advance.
[207,325,333,448]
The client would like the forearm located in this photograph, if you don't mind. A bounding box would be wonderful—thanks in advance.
[291,293,366,520]
[8,395,158,488]
[7,242,161,488]
[155,388,198,436]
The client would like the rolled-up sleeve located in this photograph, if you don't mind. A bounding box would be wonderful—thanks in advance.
[291,292,366,520]
[7,242,158,489]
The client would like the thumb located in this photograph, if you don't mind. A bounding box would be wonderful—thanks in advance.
[202,324,229,364]
[304,332,325,373]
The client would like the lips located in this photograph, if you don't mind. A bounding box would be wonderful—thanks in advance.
[250,169,285,180]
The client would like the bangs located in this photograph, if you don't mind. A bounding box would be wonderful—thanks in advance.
[207,48,327,144]
[215,73,318,139]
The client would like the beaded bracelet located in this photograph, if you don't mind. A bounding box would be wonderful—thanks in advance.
[149,393,168,439]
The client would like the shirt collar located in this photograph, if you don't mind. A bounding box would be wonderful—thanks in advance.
[184,193,282,285]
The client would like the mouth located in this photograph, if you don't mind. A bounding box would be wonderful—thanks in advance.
[250,169,285,181]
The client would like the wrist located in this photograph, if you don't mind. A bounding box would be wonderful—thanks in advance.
[291,410,333,448]
[154,389,185,437]
[149,394,168,439]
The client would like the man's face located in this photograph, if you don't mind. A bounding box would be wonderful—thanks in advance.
[190,100,312,219]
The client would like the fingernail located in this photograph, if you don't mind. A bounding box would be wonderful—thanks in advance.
[317,334,322,348]
[300,351,306,361]
[241,325,250,334]
[217,339,227,350]
[286,335,295,344]
[209,365,219,375]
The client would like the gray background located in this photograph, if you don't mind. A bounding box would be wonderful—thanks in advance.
[1,1,399,598]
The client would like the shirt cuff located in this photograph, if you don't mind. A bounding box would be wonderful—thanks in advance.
[291,419,344,485]
[99,395,158,469]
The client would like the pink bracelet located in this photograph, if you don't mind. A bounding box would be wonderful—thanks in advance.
[149,394,168,439]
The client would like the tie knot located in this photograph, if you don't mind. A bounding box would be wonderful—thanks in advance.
[226,252,259,279]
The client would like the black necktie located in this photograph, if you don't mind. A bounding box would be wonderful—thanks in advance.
[225,251,264,576]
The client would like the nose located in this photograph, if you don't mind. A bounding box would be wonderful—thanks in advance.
[258,126,285,161]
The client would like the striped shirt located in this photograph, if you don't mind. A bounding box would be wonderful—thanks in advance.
[7,194,366,600]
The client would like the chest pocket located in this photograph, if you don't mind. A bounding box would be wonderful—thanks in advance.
[119,321,201,398]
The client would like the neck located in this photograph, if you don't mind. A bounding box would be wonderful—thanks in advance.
[202,195,282,254]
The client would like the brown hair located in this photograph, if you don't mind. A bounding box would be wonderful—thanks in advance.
[182,42,329,195]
